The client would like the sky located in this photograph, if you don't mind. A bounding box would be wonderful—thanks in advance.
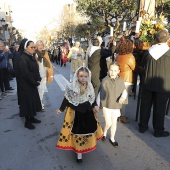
[6,0,73,39]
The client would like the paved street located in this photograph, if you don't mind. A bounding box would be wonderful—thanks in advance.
[0,62,170,170]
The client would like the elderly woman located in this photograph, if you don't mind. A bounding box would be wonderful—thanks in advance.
[19,40,42,129]
[116,38,136,123]
[35,40,54,111]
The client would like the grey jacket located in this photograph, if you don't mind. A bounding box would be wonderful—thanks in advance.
[100,76,126,109]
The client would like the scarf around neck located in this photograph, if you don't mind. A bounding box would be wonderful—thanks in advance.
[36,50,50,68]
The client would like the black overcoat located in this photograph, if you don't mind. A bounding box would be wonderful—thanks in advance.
[19,52,42,117]
[141,49,170,95]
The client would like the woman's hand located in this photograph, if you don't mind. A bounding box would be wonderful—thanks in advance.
[50,76,54,81]
[93,106,99,114]
[118,97,126,104]
[56,109,62,114]
[2,49,7,55]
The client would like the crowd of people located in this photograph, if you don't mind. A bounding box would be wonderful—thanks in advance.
[0,28,170,163]
[0,42,17,99]
[0,38,54,129]
[48,42,70,67]
[56,29,170,162]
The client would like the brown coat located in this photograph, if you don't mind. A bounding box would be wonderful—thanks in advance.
[44,51,54,84]
[116,53,136,83]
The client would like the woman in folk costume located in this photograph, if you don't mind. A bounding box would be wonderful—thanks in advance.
[35,40,54,111]
[56,66,103,163]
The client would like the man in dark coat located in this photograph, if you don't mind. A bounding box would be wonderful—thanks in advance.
[88,39,113,97]
[139,29,170,137]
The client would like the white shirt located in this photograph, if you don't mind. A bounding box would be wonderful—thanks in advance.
[39,59,46,78]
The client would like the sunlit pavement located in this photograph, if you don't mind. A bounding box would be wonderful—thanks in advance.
[0,61,170,170]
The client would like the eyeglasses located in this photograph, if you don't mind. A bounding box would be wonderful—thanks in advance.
[29,46,36,49]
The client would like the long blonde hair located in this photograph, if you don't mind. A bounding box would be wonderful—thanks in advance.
[35,40,44,48]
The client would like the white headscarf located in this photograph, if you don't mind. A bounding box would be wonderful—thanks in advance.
[64,66,95,106]
[24,40,32,49]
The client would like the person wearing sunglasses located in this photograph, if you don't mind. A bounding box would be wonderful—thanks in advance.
[18,40,42,130]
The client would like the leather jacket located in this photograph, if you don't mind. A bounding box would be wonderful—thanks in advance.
[116,53,136,83]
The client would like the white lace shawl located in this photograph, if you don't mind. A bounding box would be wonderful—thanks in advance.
[64,67,95,106]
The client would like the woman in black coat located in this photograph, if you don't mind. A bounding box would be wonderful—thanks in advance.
[19,40,42,129]
[13,38,28,108]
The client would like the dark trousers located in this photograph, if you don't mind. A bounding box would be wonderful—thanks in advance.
[139,88,169,132]
[16,76,20,105]
[60,58,63,67]
[56,55,60,64]
[0,68,10,92]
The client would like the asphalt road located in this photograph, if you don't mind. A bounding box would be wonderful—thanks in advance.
[0,62,170,170]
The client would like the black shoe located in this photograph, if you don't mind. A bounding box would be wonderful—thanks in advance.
[6,90,13,93]
[154,131,170,137]
[6,87,14,90]
[109,139,118,147]
[41,108,45,112]
[30,117,41,124]
[139,128,147,133]
[76,159,83,163]
[25,122,35,129]
[102,136,106,141]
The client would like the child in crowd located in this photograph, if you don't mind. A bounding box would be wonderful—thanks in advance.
[99,62,127,147]
[56,66,103,163]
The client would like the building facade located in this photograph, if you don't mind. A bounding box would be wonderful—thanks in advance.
[0,1,15,44]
